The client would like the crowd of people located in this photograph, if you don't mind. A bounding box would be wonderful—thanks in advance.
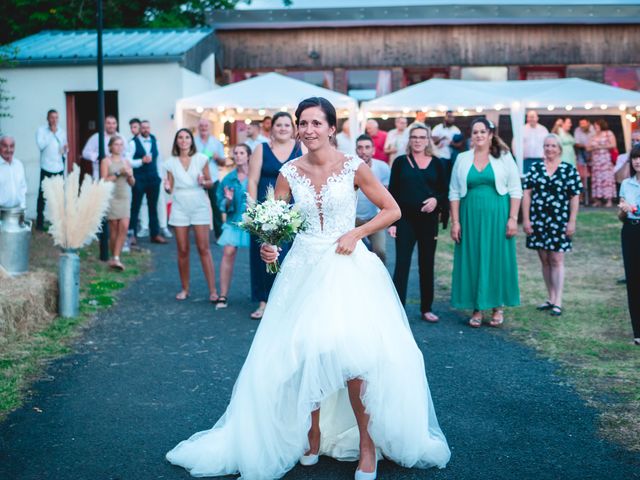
[0,105,639,345]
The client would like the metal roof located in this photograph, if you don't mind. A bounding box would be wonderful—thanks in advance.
[210,3,640,28]
[2,28,215,67]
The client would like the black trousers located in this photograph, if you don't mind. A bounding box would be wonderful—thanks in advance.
[393,210,439,314]
[36,169,63,230]
[208,181,223,239]
[130,178,161,238]
[622,221,640,338]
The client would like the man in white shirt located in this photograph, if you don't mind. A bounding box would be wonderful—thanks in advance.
[0,136,27,210]
[522,110,549,174]
[384,117,409,164]
[244,121,268,153]
[35,109,68,230]
[355,134,391,264]
[81,115,124,180]
[431,111,462,161]
[194,118,226,238]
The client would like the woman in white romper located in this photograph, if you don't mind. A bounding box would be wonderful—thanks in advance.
[164,128,219,302]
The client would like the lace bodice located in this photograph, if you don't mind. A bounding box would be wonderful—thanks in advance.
[280,156,363,238]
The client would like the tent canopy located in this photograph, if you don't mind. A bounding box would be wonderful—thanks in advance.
[177,72,357,116]
[362,78,640,171]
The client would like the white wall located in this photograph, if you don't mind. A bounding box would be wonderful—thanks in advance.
[0,62,213,218]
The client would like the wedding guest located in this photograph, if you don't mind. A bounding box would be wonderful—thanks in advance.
[35,109,68,230]
[248,112,303,320]
[100,136,135,271]
[335,120,355,156]
[388,123,447,322]
[522,110,549,174]
[129,118,141,139]
[384,117,409,164]
[125,118,141,248]
[432,110,462,163]
[355,134,390,263]
[449,118,522,328]
[587,119,617,207]
[216,144,252,310]
[618,145,640,346]
[261,116,272,138]
[81,115,123,180]
[244,121,268,153]
[574,118,596,204]
[164,128,219,302]
[195,118,225,238]
[552,117,577,166]
[129,120,167,244]
[615,130,640,184]
[130,121,172,240]
[366,119,389,163]
[522,134,583,317]
[0,135,27,210]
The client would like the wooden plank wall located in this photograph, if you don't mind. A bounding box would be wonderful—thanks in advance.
[216,25,640,70]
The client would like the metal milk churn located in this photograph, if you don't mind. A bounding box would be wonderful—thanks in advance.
[0,207,32,275]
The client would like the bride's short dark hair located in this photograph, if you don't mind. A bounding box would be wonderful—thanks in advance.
[295,97,337,129]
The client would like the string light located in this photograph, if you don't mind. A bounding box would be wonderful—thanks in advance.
[494,104,504,111]
[547,105,555,111]
[195,106,204,114]
[565,105,573,111]
[244,119,251,125]
[402,107,410,114]
[237,107,244,113]
[428,111,437,118]
[258,109,266,116]
[600,104,608,110]
[619,104,627,111]
[280,106,288,112]
[475,106,484,113]
[584,103,593,110]
[456,107,465,113]
[462,111,470,117]
[217,105,225,113]
[381,114,389,120]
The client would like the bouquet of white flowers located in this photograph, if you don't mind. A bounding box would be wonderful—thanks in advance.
[238,186,308,273]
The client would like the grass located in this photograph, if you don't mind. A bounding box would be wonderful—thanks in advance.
[434,208,640,451]
[0,231,150,418]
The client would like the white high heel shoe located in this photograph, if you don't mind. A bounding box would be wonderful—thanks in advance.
[354,461,377,480]
[299,452,319,466]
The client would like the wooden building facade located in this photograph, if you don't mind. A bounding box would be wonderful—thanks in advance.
[209,3,640,97]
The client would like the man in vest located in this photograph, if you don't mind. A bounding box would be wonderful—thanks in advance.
[129,120,167,244]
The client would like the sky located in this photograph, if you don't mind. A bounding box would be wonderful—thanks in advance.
[237,0,640,9]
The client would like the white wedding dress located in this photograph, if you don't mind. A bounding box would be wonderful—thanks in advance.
[166,155,451,479]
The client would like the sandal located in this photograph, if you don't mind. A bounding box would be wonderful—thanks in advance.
[489,309,504,327]
[634,338,640,346]
[536,301,553,311]
[209,293,220,304]
[175,290,189,301]
[423,312,439,323]
[250,305,266,320]
[550,305,563,316]
[468,310,482,328]
[215,296,228,310]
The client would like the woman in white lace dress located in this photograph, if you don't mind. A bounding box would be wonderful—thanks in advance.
[166,98,451,480]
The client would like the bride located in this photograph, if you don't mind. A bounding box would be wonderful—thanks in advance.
[166,97,451,479]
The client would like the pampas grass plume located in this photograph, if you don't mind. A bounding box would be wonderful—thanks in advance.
[42,165,113,249]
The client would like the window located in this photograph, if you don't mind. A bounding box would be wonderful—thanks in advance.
[286,71,334,90]
[605,67,640,91]
[461,67,508,82]
[347,69,392,101]
[520,66,566,80]
[404,68,449,86]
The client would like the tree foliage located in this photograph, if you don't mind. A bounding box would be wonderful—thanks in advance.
[2,1,290,44]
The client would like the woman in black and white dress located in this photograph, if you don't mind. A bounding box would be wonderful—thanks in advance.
[522,134,583,317]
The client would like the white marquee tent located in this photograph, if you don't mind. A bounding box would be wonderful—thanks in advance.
[176,72,359,143]
[362,78,640,172]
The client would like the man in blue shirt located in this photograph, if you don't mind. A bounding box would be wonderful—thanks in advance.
[195,118,226,238]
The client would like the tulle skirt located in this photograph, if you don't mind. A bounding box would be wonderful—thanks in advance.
[166,233,451,479]
[217,222,250,248]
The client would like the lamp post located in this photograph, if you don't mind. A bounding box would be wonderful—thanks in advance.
[97,0,109,261]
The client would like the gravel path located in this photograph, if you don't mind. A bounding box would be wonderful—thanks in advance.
[1,236,638,480]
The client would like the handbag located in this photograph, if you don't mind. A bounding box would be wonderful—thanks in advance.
[610,148,619,165]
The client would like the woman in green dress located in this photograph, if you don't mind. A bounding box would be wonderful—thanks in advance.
[449,118,522,328]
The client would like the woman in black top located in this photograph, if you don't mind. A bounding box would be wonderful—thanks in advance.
[388,122,448,322]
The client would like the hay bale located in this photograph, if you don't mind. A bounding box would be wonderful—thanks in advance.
[0,270,58,341]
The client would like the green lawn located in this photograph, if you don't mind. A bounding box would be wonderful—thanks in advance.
[435,209,640,451]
